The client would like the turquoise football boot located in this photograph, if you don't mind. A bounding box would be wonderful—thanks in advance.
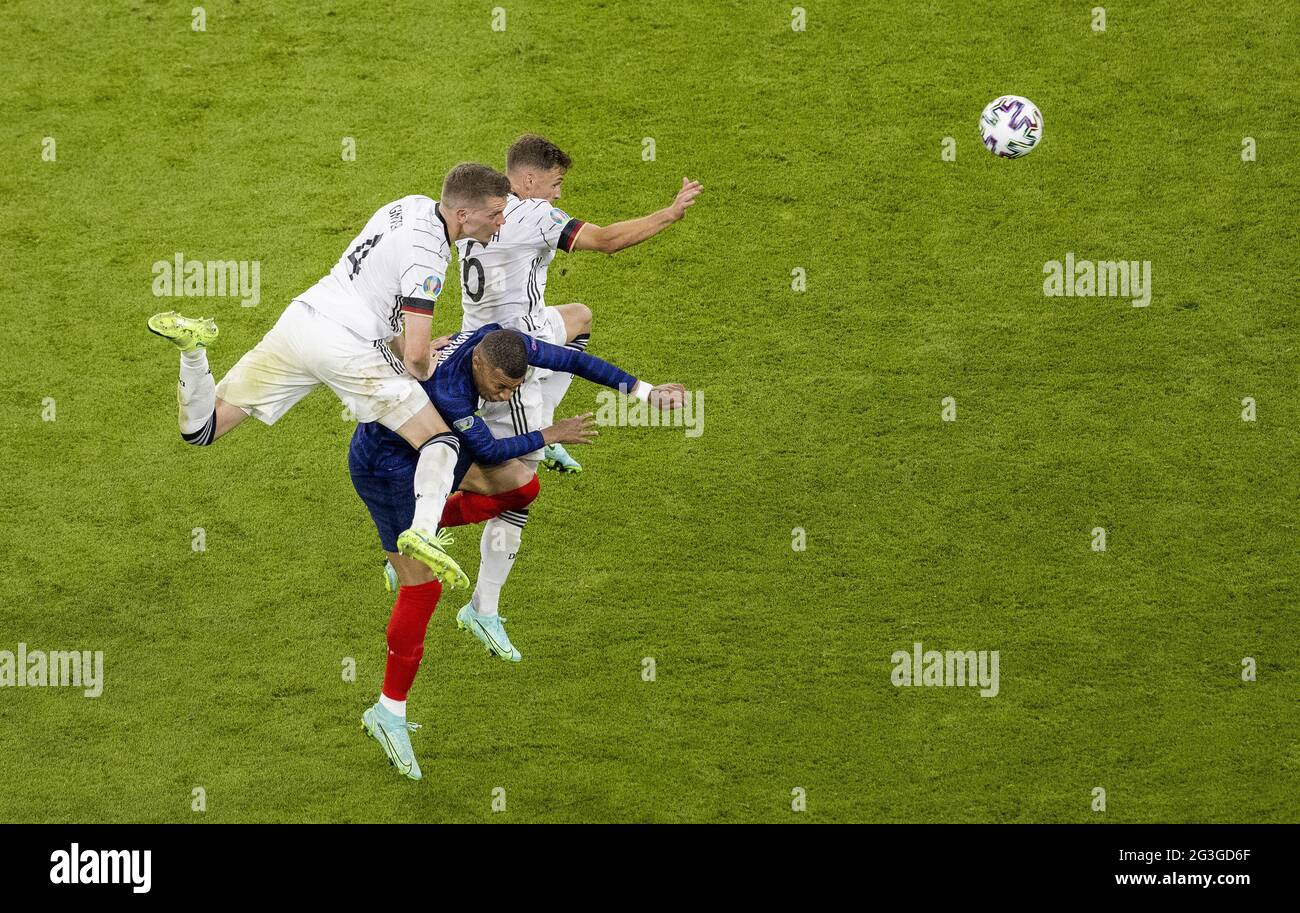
[456,603,522,663]
[542,443,583,474]
[361,702,423,781]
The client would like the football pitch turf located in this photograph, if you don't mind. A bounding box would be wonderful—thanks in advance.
[0,1,1295,823]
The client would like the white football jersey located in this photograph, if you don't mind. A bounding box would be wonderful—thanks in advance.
[456,193,586,333]
[296,195,451,341]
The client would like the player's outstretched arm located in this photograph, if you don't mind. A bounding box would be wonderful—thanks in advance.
[525,334,687,411]
[571,177,703,254]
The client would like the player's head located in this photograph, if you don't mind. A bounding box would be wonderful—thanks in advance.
[505,134,572,203]
[471,329,529,402]
[441,163,510,242]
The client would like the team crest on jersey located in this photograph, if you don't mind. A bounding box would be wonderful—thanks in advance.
[422,275,442,298]
[549,208,569,225]
[453,416,475,432]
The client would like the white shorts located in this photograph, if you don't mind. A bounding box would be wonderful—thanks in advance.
[215,300,428,429]
[508,304,569,391]
[474,306,569,465]
[512,305,568,347]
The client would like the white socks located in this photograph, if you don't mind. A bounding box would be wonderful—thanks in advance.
[378,694,406,717]
[473,512,528,616]
[178,350,217,443]
[410,434,460,532]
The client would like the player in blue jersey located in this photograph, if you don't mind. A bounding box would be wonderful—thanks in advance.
[351,326,683,778]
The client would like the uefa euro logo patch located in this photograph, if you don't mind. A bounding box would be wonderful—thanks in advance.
[422,275,442,298]
[453,416,474,431]
[549,208,568,224]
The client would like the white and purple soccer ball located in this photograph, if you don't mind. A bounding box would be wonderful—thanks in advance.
[980,95,1043,159]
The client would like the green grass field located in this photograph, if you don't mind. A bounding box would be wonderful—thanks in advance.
[1,1,1296,823]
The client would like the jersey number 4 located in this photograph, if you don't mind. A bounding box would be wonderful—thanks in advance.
[347,233,384,279]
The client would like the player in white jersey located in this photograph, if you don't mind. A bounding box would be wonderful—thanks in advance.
[147,163,511,593]
[458,136,702,473]
[447,134,702,648]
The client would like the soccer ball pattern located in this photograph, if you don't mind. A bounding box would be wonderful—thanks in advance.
[980,95,1043,158]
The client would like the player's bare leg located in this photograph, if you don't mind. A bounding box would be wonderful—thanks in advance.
[390,403,471,589]
[387,551,437,587]
[539,302,593,473]
[457,457,536,497]
[209,400,249,439]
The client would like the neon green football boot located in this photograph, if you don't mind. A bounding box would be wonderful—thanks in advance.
[395,527,470,589]
[148,311,218,351]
